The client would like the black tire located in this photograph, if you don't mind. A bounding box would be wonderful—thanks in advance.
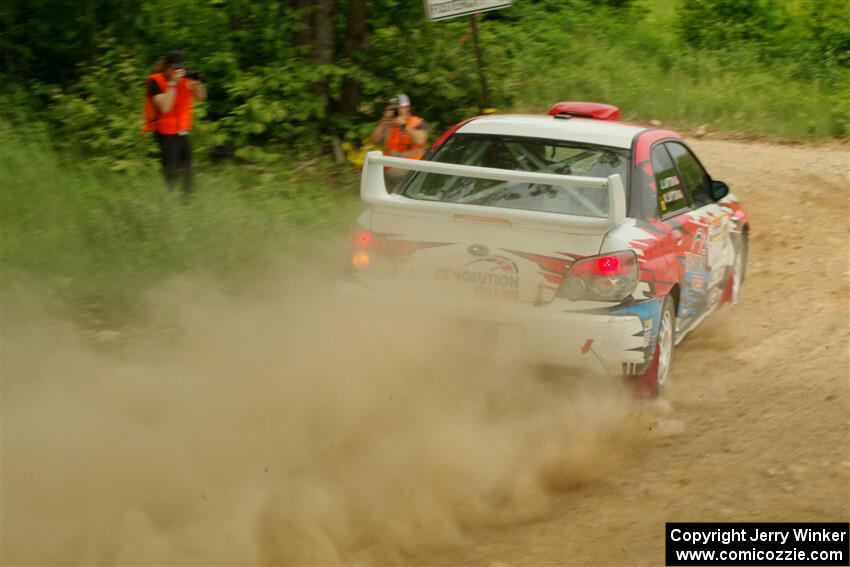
[655,294,676,393]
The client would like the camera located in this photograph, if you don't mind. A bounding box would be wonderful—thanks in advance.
[185,68,201,81]
[388,105,398,118]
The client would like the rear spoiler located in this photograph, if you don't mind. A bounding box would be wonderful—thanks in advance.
[361,152,626,231]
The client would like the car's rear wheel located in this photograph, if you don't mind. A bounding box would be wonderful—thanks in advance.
[656,295,675,390]
[731,231,748,305]
[629,294,676,398]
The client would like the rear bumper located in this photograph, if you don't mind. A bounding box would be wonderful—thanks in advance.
[337,278,659,376]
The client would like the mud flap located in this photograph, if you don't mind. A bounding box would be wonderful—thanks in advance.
[627,342,660,398]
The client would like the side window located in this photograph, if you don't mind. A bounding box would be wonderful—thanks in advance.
[651,145,688,216]
[666,142,711,207]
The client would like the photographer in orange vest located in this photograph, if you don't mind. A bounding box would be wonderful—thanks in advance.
[370,94,428,186]
[143,51,206,198]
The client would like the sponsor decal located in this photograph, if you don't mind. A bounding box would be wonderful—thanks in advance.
[684,252,707,273]
[660,175,680,190]
[681,229,711,318]
[691,274,705,292]
[662,189,684,203]
[465,256,519,275]
[691,228,706,255]
[433,255,520,299]
[708,215,724,242]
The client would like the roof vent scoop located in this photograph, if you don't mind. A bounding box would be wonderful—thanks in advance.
[548,102,620,121]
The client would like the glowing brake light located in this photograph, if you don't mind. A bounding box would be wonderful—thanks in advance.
[350,226,385,252]
[349,225,389,271]
[558,251,638,301]
[597,255,620,275]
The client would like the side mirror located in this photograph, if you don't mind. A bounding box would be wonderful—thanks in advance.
[711,179,729,201]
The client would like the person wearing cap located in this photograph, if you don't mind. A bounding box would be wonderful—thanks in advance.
[143,50,206,198]
[370,93,428,161]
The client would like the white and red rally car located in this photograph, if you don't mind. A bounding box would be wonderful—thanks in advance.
[342,102,749,395]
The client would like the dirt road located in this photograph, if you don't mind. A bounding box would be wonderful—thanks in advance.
[425,138,850,564]
[2,139,848,565]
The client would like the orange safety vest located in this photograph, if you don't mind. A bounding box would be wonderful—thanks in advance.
[384,116,426,160]
[142,73,194,135]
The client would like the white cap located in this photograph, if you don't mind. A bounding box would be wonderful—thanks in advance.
[395,93,410,107]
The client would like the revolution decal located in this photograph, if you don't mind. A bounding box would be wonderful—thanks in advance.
[433,254,521,300]
[464,255,519,275]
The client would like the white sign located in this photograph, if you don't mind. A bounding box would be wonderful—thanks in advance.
[424,0,512,22]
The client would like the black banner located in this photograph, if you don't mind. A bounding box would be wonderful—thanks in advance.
[666,523,849,566]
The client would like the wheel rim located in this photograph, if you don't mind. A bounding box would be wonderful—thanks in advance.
[657,308,674,387]
[732,240,745,304]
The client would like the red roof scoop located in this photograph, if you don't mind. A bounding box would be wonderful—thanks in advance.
[547,102,620,121]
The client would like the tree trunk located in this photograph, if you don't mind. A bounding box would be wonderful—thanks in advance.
[308,0,335,98]
[291,0,335,107]
[339,0,368,115]
[292,0,313,51]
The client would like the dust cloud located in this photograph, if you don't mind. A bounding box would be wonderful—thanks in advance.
[2,264,644,564]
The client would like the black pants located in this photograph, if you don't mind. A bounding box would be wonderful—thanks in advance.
[156,133,192,197]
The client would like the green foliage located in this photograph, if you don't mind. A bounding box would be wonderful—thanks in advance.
[46,37,154,171]
[499,0,849,139]
[363,19,508,132]
[0,123,359,320]
[1,0,847,174]
[676,0,786,49]
[0,0,140,84]
[797,0,850,70]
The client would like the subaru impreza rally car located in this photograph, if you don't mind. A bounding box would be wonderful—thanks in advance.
[341,102,749,395]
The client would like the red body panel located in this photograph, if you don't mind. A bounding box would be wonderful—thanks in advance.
[426,116,481,156]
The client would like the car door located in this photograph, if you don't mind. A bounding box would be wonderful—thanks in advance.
[664,142,735,307]
[650,143,712,329]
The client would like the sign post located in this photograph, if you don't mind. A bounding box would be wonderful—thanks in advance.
[423,0,512,111]
[423,0,512,22]
[468,13,491,110]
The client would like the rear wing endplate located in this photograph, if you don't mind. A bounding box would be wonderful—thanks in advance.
[361,152,626,231]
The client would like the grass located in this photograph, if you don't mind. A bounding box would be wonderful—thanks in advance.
[0,126,361,323]
[486,2,849,140]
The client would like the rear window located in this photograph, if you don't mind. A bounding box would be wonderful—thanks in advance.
[401,134,629,219]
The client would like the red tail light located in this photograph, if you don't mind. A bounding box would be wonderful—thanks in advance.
[354,230,373,246]
[596,255,620,275]
[558,251,638,301]
[349,225,390,271]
